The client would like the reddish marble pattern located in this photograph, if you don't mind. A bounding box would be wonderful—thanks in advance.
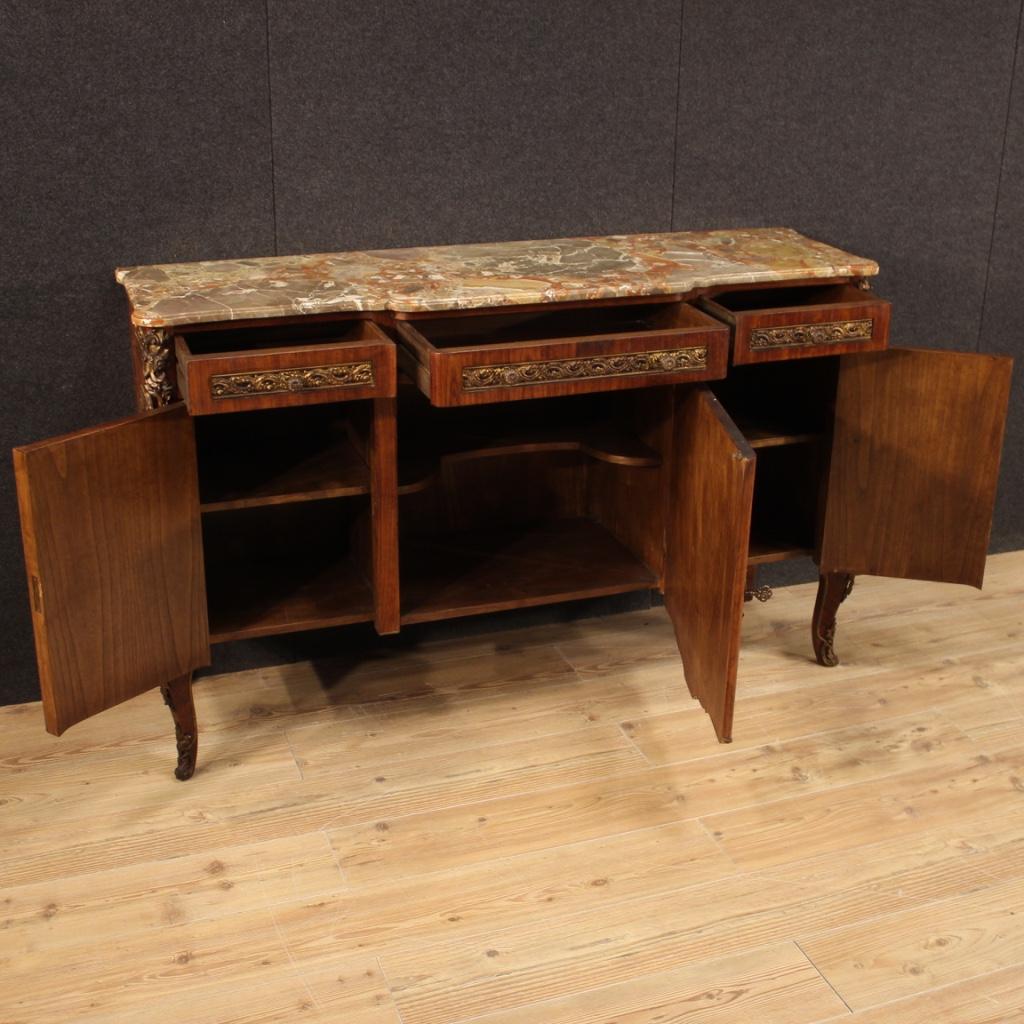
[116,228,878,327]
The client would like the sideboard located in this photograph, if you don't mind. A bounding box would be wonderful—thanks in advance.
[13,229,1012,780]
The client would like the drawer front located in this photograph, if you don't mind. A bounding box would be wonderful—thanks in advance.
[176,333,396,415]
[701,284,890,365]
[396,309,729,407]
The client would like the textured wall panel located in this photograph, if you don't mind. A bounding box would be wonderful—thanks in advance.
[980,6,1024,545]
[0,0,274,704]
[267,0,681,252]
[672,0,1021,350]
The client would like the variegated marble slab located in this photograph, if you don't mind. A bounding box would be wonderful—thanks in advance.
[116,228,878,327]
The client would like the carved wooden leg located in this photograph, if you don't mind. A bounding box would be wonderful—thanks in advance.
[160,673,198,781]
[812,572,855,667]
[743,565,773,603]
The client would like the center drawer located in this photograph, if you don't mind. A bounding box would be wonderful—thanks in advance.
[393,300,730,406]
[175,319,395,415]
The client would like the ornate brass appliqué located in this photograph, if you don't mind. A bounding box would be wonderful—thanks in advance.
[461,347,708,391]
[135,326,174,409]
[209,361,375,399]
[749,319,873,350]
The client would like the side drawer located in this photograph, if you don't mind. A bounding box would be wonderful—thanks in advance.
[394,300,729,406]
[175,320,395,415]
[699,283,890,365]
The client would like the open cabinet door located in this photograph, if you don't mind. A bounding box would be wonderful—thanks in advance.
[665,386,755,742]
[820,348,1012,587]
[14,404,209,736]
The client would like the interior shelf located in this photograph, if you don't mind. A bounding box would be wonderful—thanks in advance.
[199,429,371,511]
[732,419,824,450]
[400,518,657,625]
[397,389,661,484]
[746,442,823,566]
[748,537,815,565]
[203,501,373,643]
[195,405,370,512]
[711,358,838,449]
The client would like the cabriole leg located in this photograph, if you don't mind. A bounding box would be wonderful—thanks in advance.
[812,572,855,667]
[160,673,198,781]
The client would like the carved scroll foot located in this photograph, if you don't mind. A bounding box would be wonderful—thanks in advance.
[161,674,198,781]
[812,572,855,667]
[743,567,773,603]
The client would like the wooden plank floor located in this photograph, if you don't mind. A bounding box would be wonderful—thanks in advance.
[1,551,1023,1024]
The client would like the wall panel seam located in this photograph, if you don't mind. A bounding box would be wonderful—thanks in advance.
[263,0,280,255]
[668,0,686,231]
[977,0,1024,353]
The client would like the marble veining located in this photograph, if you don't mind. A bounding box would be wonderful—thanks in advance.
[116,228,879,327]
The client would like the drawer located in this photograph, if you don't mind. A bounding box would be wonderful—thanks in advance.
[698,283,890,365]
[174,320,395,415]
[394,301,729,406]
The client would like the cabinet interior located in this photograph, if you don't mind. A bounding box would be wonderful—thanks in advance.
[396,384,667,623]
[192,384,671,639]
[712,357,838,564]
[194,404,372,512]
[202,497,373,643]
[194,402,376,642]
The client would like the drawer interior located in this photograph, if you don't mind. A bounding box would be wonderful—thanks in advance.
[179,318,383,356]
[706,282,872,314]
[402,300,712,352]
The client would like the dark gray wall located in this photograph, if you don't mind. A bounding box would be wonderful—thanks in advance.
[3,0,1022,705]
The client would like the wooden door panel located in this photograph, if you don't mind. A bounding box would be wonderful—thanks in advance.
[664,386,755,742]
[14,405,209,735]
[821,348,1012,587]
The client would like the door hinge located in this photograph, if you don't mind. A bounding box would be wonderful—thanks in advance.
[30,575,43,614]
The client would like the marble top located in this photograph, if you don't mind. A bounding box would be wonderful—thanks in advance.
[116,228,879,328]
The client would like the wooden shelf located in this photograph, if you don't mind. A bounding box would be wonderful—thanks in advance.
[203,501,373,643]
[397,421,661,496]
[400,518,656,625]
[748,537,814,565]
[199,431,371,511]
[207,554,373,643]
[738,423,824,449]
[439,422,660,467]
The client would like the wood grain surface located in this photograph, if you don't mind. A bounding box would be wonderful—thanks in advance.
[2,552,1022,1024]
[821,347,1012,587]
[13,404,209,735]
[664,385,754,741]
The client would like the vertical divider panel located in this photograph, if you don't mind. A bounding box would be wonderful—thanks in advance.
[370,395,400,634]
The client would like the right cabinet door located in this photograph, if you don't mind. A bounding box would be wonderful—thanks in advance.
[820,348,1012,587]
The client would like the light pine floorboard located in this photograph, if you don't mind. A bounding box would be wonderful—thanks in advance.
[1,552,1022,1023]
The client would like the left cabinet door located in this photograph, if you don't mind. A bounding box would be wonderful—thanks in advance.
[14,404,209,735]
